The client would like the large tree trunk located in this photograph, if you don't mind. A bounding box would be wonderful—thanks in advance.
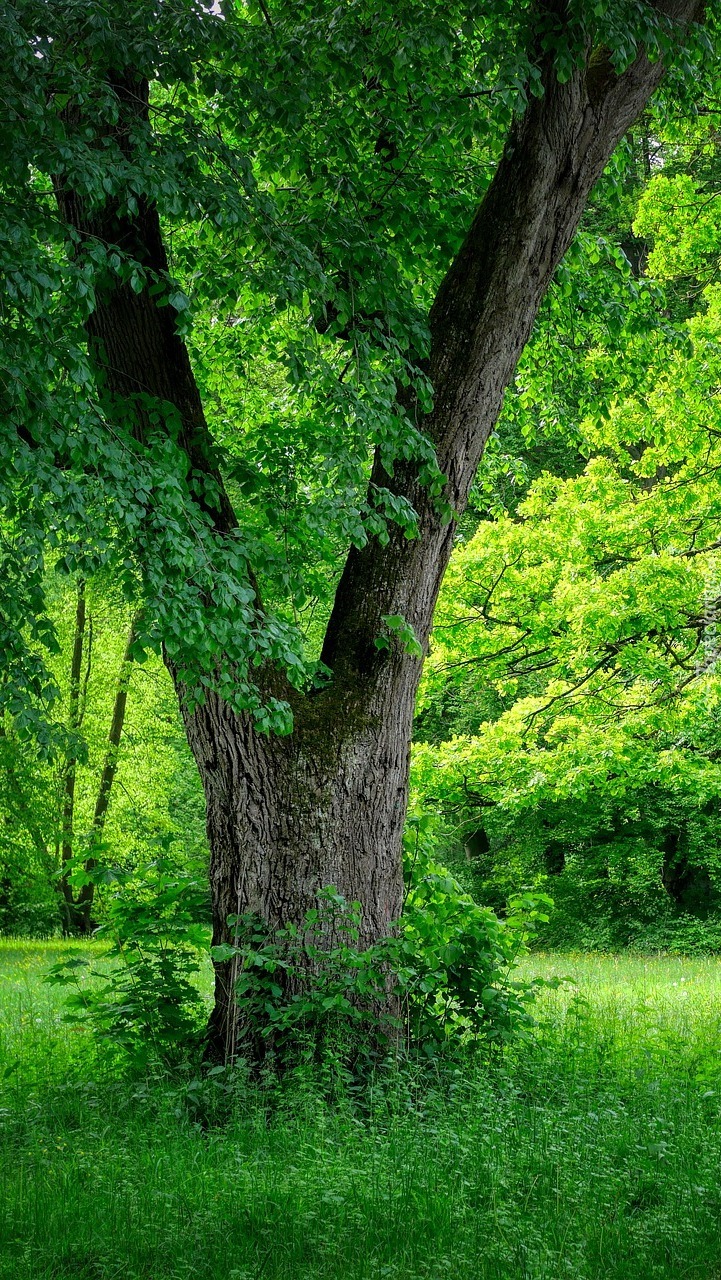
[54,1,705,1058]
[178,645,421,1057]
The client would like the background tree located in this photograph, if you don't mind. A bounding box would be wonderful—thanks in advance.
[0,584,206,934]
[414,121,721,948]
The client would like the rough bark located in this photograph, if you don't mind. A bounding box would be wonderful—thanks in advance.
[321,3,706,686]
[53,77,237,538]
[177,654,415,1056]
[54,2,706,1055]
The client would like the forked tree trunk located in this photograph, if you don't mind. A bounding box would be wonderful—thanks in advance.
[183,4,704,1056]
[53,0,705,1057]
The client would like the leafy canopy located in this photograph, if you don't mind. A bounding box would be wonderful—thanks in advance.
[2,0,715,738]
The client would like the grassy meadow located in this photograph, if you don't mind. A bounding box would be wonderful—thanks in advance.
[2,943,721,1279]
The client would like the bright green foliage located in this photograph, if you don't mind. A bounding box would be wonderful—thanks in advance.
[413,699,721,947]
[2,0,714,941]
[45,860,207,1071]
[0,584,207,934]
[6,946,721,1278]
[413,103,721,946]
[395,825,553,1048]
[0,0,524,730]
[374,614,424,659]
[414,452,721,942]
[0,728,58,934]
[412,115,721,944]
[212,849,551,1064]
[1,0,718,736]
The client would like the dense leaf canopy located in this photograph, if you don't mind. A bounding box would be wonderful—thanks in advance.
[414,105,721,944]
[3,0,721,946]
[2,0,716,739]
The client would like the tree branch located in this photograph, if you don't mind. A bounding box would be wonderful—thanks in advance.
[320,0,706,690]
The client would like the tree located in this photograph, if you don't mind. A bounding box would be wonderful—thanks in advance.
[0,580,206,934]
[413,140,721,947]
[1,0,712,1053]
[57,585,140,932]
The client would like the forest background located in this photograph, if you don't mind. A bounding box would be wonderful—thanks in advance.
[3,5,721,958]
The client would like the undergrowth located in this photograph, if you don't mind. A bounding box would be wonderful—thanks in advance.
[2,945,721,1278]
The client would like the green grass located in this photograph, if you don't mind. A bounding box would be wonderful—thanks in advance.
[3,943,721,1279]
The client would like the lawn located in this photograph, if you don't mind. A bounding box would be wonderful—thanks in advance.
[2,942,721,1279]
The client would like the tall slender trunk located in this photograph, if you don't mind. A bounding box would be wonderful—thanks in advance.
[73,613,140,923]
[0,718,55,886]
[53,2,706,1052]
[59,582,87,933]
[57,603,138,933]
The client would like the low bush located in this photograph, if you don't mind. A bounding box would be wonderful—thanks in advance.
[45,859,207,1073]
[212,821,553,1068]
[46,830,552,1074]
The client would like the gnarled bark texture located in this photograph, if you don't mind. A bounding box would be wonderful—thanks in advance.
[55,1,705,1058]
[178,646,421,1054]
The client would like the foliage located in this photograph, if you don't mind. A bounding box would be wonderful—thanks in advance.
[0,0,521,731]
[1,0,717,739]
[45,860,207,1071]
[394,822,553,1048]
[0,583,207,936]
[212,857,552,1065]
[0,0,720,1060]
[0,0,718,962]
[412,108,721,950]
[412,688,721,950]
[8,945,721,1278]
[211,889,394,1066]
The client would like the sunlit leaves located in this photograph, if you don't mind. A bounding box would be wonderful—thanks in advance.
[2,0,719,741]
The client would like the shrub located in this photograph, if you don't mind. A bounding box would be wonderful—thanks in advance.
[394,836,553,1051]
[211,826,553,1067]
[45,859,207,1073]
[211,887,394,1069]
[48,837,552,1075]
